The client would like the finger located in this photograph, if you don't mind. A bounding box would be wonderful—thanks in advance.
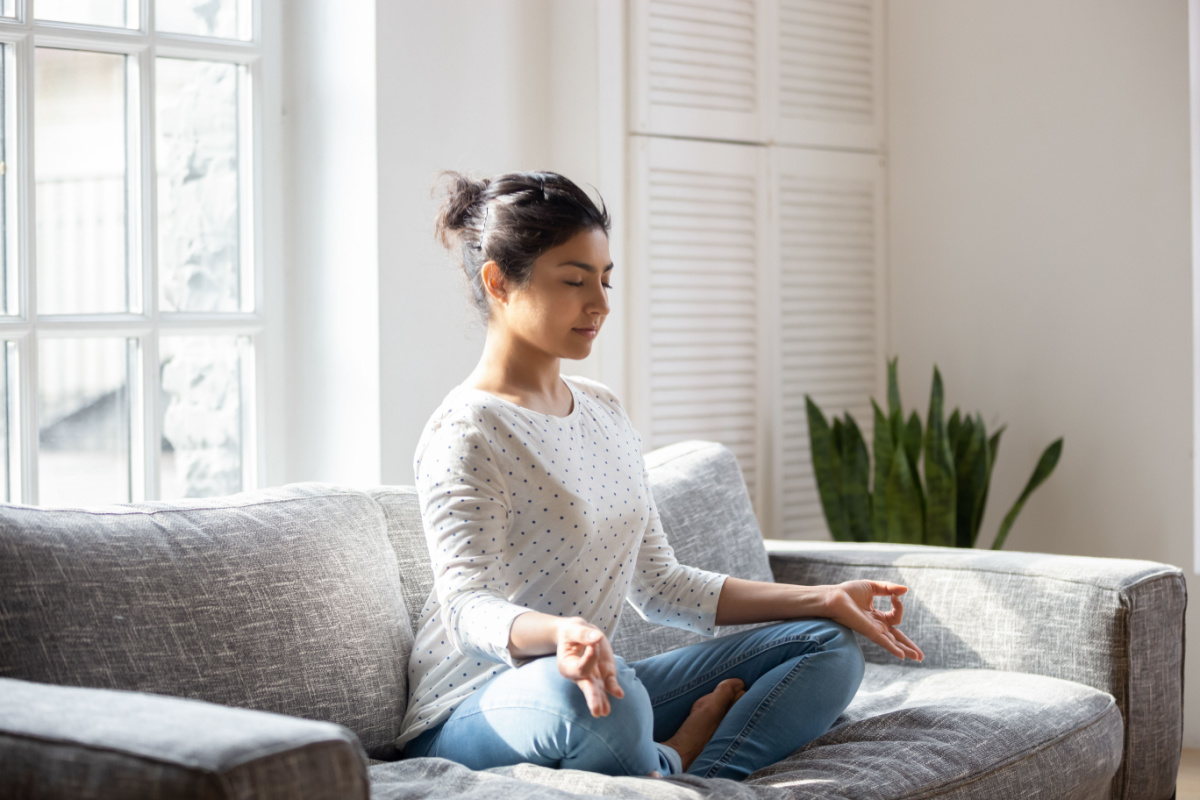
[874,593,904,626]
[578,677,609,717]
[578,643,599,676]
[890,625,924,661]
[596,646,625,699]
[871,581,908,597]
[859,615,907,660]
[882,625,922,662]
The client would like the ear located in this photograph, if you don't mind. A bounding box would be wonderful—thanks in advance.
[480,261,508,304]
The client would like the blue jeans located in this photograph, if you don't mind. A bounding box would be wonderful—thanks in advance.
[402,618,866,781]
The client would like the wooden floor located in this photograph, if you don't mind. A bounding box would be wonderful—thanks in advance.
[1180,750,1200,798]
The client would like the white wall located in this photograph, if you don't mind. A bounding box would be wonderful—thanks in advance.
[886,0,1195,743]
[281,0,381,486]
[375,0,620,487]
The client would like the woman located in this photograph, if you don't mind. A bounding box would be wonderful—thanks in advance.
[398,171,923,781]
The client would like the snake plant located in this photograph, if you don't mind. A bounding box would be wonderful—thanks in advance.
[805,358,1063,549]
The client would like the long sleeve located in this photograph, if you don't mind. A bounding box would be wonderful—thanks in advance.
[608,401,728,634]
[626,460,728,635]
[414,418,530,667]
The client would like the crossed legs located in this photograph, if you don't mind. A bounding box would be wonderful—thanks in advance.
[402,618,865,781]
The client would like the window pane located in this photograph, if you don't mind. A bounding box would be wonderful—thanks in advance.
[36,49,130,314]
[38,337,131,506]
[160,335,245,499]
[37,0,127,28]
[157,58,241,312]
[156,0,247,40]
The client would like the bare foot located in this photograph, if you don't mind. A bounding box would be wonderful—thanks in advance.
[659,678,748,772]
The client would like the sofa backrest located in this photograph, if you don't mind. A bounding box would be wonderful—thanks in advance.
[0,484,412,761]
[366,486,430,638]
[371,439,774,664]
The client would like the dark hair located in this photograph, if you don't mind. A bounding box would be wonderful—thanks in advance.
[433,170,611,322]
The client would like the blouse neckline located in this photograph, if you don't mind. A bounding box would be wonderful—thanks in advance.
[457,375,580,421]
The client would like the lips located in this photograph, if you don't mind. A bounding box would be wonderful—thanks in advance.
[573,327,598,338]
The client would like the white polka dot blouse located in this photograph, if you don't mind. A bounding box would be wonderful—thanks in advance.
[396,374,729,748]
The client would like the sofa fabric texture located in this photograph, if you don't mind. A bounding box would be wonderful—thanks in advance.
[767,540,1186,800]
[0,485,413,760]
[745,663,1123,800]
[0,677,369,800]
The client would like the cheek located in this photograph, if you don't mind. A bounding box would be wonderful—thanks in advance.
[510,293,565,332]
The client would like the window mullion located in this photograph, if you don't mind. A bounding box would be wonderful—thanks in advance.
[16,29,34,503]
[141,38,159,500]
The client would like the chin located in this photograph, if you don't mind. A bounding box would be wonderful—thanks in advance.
[565,343,593,360]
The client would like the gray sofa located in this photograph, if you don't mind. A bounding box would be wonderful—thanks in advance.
[0,439,1185,799]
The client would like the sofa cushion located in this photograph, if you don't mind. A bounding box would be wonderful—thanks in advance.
[366,487,431,638]
[612,441,776,662]
[0,483,411,760]
[745,662,1124,799]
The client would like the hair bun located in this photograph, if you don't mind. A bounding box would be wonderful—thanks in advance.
[433,171,490,248]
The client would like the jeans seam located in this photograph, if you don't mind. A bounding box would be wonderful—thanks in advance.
[646,633,822,708]
[696,644,823,779]
[434,704,653,777]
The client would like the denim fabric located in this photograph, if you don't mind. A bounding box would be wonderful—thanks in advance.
[402,618,864,782]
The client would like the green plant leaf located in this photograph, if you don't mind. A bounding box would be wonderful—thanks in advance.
[953,416,989,548]
[904,411,923,470]
[871,399,893,541]
[923,366,956,547]
[840,413,872,542]
[977,423,1006,543]
[806,396,850,541]
[902,410,925,526]
[991,437,1063,550]
[884,444,925,544]
[988,426,1005,464]
[887,356,902,420]
[947,409,962,459]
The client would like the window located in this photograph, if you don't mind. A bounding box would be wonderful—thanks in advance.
[0,0,272,505]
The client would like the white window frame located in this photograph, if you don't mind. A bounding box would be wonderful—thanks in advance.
[0,0,280,505]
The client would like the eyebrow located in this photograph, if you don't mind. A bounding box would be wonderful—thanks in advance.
[557,260,614,273]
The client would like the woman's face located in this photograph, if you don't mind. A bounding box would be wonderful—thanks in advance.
[490,226,612,361]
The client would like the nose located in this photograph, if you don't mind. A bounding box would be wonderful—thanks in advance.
[588,280,610,316]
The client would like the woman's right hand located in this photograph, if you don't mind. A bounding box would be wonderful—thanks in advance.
[556,616,624,717]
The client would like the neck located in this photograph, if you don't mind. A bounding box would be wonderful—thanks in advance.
[469,325,563,397]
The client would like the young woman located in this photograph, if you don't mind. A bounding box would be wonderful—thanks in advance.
[398,171,924,781]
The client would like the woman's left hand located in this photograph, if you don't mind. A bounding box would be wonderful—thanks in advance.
[822,580,924,662]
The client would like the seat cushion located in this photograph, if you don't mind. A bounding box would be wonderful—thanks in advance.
[0,483,412,761]
[745,662,1124,799]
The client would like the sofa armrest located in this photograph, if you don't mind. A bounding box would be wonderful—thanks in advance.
[766,539,1185,800]
[0,677,370,800]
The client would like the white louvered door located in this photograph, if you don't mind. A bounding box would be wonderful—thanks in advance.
[771,0,883,149]
[628,136,770,518]
[624,0,886,540]
[630,0,769,142]
[770,147,885,539]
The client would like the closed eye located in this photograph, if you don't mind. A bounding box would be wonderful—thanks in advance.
[566,281,613,289]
